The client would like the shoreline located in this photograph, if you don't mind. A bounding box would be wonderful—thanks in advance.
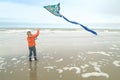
[0,27,120,31]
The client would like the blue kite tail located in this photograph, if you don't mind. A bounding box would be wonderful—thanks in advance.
[80,24,97,35]
[61,15,97,35]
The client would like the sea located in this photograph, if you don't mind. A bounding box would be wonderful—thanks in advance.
[0,22,120,29]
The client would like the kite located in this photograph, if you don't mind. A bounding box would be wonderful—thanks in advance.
[44,3,97,35]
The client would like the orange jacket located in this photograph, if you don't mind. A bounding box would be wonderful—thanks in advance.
[27,30,40,47]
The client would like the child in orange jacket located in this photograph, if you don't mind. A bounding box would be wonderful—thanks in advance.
[27,29,40,61]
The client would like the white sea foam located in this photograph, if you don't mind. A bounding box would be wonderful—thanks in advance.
[20,56,27,59]
[81,64,89,72]
[113,60,120,67]
[89,62,101,72]
[56,69,63,73]
[0,57,5,60]
[1,62,7,66]
[87,51,110,56]
[89,62,100,67]
[43,56,49,59]
[82,72,109,78]
[3,29,32,33]
[112,44,117,47]
[44,66,57,69]
[110,47,120,50]
[56,58,63,62]
[0,58,5,67]
[0,60,4,64]
[43,56,54,59]
[83,61,109,78]
[63,67,81,74]
[16,60,21,64]
[0,62,7,69]
[81,64,89,69]
[78,55,82,59]
[11,58,17,61]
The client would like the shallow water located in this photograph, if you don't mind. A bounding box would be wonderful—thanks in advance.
[0,29,120,80]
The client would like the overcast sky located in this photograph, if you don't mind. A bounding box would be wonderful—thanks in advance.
[0,0,120,24]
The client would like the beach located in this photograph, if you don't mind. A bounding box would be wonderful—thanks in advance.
[0,28,120,80]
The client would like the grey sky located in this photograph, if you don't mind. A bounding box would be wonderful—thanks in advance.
[0,0,120,23]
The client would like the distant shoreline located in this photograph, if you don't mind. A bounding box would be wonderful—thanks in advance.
[0,22,120,29]
[0,28,120,31]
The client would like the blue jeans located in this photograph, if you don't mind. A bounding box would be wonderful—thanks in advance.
[29,46,37,59]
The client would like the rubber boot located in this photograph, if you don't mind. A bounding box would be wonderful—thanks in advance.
[29,58,32,62]
[34,57,38,61]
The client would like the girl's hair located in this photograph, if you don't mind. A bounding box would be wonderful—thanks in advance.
[27,31,31,35]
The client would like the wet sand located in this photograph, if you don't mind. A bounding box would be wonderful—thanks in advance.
[0,29,120,80]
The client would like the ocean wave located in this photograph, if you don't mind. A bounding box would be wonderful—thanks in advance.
[113,60,120,67]
[0,29,33,33]
[82,72,109,78]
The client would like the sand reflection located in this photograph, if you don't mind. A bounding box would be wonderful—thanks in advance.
[29,62,38,80]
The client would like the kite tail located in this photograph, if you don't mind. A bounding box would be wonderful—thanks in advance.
[61,15,97,35]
